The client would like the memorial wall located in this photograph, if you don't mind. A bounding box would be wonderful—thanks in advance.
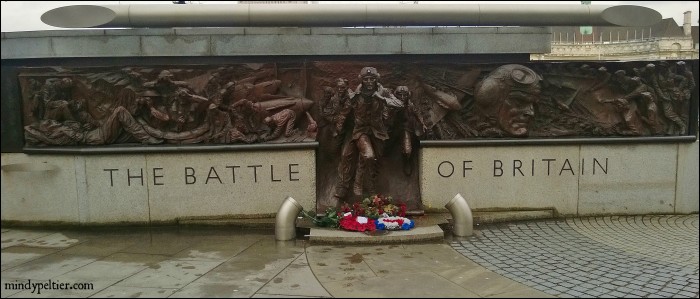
[1,26,697,225]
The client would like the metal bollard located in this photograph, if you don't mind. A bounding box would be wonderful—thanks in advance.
[445,193,473,237]
[275,196,303,241]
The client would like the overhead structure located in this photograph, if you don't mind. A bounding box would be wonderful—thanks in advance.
[41,4,662,29]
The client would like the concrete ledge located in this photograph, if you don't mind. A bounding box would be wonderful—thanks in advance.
[1,27,551,59]
[244,27,311,35]
[308,225,444,244]
[432,27,498,34]
[426,210,555,226]
[497,26,551,34]
[23,142,318,155]
[421,136,698,147]
[105,28,176,36]
[108,210,557,228]
[178,217,276,229]
[175,28,246,35]
[310,27,374,35]
[52,36,141,57]
[374,27,433,34]
[472,210,555,224]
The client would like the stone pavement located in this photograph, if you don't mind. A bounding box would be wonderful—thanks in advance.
[1,214,697,298]
[450,215,699,298]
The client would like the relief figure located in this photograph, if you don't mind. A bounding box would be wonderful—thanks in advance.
[470,64,542,137]
[332,67,404,204]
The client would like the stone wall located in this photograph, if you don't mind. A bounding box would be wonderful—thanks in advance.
[1,27,552,59]
[421,141,699,216]
[1,149,316,225]
[2,27,697,225]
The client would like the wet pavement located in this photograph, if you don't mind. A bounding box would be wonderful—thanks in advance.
[451,215,699,298]
[1,214,698,298]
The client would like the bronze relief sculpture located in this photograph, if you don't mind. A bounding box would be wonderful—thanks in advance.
[18,61,694,210]
[469,64,542,137]
[331,67,403,203]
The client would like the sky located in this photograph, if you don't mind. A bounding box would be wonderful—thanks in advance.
[1,1,698,32]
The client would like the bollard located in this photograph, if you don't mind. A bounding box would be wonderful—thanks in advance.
[275,196,303,241]
[445,193,473,237]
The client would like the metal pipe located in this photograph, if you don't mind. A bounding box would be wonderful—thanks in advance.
[275,196,303,241]
[41,4,662,28]
[445,193,473,237]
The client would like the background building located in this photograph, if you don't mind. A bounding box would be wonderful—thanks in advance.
[534,11,699,61]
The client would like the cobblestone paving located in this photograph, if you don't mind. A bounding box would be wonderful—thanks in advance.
[450,215,699,298]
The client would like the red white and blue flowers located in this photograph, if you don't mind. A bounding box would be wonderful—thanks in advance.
[302,194,415,232]
[336,194,414,232]
[375,215,414,231]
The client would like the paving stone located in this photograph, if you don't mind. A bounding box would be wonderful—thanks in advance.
[450,215,698,298]
[629,290,648,297]
[656,291,676,297]
[677,290,698,297]
[616,286,634,293]
[608,290,626,297]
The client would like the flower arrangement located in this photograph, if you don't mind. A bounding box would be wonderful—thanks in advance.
[376,216,415,231]
[338,213,377,232]
[302,194,414,232]
[301,207,340,228]
[340,194,408,219]
[338,194,413,232]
